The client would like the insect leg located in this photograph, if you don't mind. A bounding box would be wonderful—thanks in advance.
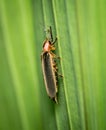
[56,72,63,77]
[53,67,63,77]
[52,37,57,45]
[51,52,60,59]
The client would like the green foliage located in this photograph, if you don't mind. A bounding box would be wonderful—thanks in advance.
[0,0,106,130]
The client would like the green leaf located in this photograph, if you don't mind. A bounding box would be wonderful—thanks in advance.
[0,0,106,130]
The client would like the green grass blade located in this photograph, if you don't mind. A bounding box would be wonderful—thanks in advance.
[0,0,106,130]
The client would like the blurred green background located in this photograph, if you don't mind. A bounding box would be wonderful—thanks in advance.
[0,0,106,130]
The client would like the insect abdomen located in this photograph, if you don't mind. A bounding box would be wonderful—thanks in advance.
[41,52,57,100]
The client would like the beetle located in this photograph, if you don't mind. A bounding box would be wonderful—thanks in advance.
[41,26,61,103]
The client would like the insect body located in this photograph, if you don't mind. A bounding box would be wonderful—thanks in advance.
[41,26,59,103]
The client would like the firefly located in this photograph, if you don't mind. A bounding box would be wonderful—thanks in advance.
[41,26,61,103]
